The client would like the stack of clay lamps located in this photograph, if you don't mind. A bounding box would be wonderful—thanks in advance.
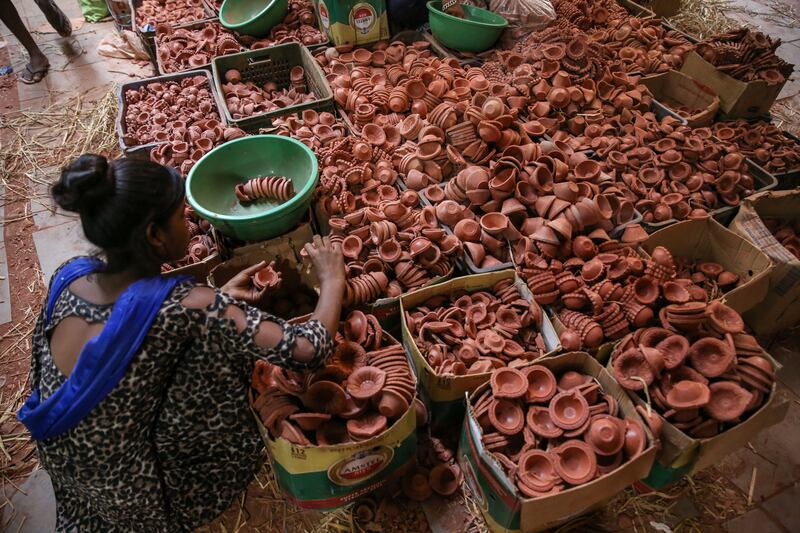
[235,175,295,204]
[135,0,208,27]
[507,26,608,83]
[155,22,241,73]
[597,119,758,223]
[267,110,348,152]
[516,243,746,352]
[696,28,793,85]
[404,279,548,376]
[161,205,214,272]
[470,364,651,498]
[611,300,775,438]
[762,219,800,259]
[425,139,639,270]
[235,0,325,49]
[712,120,800,175]
[220,66,315,119]
[314,39,491,132]
[551,0,633,32]
[122,75,223,147]
[590,17,694,74]
[326,198,462,306]
[668,256,742,297]
[150,122,246,176]
[251,311,416,446]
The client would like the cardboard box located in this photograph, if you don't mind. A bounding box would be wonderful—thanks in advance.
[639,218,773,314]
[641,70,720,127]
[606,339,788,488]
[645,0,681,17]
[458,352,658,533]
[400,270,560,431]
[162,228,223,282]
[312,0,389,47]
[729,190,800,334]
[680,50,787,118]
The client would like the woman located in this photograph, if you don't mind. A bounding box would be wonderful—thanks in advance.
[17,154,345,531]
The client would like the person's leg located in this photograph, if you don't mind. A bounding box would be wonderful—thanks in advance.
[0,0,49,83]
[33,0,71,37]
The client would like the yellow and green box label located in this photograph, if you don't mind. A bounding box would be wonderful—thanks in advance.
[313,0,389,46]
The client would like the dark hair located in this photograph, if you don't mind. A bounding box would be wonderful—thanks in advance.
[53,154,185,274]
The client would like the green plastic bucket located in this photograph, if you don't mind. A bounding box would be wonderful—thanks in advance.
[426,1,507,53]
[219,0,288,37]
[186,135,318,241]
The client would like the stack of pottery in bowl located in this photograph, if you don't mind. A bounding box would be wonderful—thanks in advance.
[251,311,418,445]
[471,365,649,498]
[610,300,775,438]
[404,279,548,376]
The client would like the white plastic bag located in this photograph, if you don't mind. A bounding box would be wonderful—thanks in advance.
[489,0,555,49]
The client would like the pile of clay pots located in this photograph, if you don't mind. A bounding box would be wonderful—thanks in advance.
[591,18,694,74]
[551,0,634,32]
[763,219,800,259]
[508,26,607,83]
[150,121,246,176]
[220,67,316,119]
[267,110,349,152]
[161,204,215,272]
[696,28,792,85]
[713,120,800,175]
[122,75,221,146]
[237,0,325,49]
[611,301,775,438]
[136,0,208,28]
[517,243,743,351]
[404,279,548,375]
[155,22,241,73]
[471,365,649,498]
[251,311,417,446]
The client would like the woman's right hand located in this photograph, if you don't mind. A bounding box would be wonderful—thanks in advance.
[304,235,345,287]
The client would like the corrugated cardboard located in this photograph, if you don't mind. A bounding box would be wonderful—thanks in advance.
[639,218,773,314]
[400,270,561,430]
[458,352,658,533]
[680,50,787,118]
[729,190,800,334]
[640,70,720,127]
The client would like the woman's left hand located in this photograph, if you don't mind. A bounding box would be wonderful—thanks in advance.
[220,261,268,304]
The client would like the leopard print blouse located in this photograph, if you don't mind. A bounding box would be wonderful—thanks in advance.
[29,268,333,533]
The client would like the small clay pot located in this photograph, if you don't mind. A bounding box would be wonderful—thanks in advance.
[584,415,625,456]
[705,381,752,422]
[346,366,387,400]
[549,390,590,431]
[491,368,528,399]
[554,440,597,485]
[429,463,462,496]
[665,380,711,410]
[523,365,557,403]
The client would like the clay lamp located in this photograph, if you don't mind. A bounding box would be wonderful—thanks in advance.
[378,238,402,263]
[523,365,557,403]
[346,413,388,440]
[491,368,528,399]
[346,366,387,400]
[656,335,690,369]
[640,346,665,376]
[414,397,428,426]
[636,405,663,439]
[344,310,369,344]
[253,263,281,290]
[707,301,745,334]
[289,412,332,432]
[633,276,660,305]
[402,466,433,501]
[517,450,560,493]
[558,370,589,392]
[705,381,753,422]
[429,462,462,496]
[377,388,410,418]
[526,406,563,439]
[554,440,597,486]
[584,414,625,456]
[560,329,582,351]
[480,212,509,237]
[662,281,690,304]
[612,348,655,391]
[549,390,590,431]
[330,341,368,373]
[304,380,348,415]
[278,420,311,445]
[665,380,711,410]
[489,399,525,436]
[341,235,363,259]
[687,337,735,378]
[623,417,647,458]
[339,394,369,420]
[316,420,350,446]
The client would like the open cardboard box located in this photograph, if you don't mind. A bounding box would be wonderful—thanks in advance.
[729,190,800,334]
[640,70,720,127]
[162,228,223,282]
[400,270,561,431]
[457,352,658,533]
[639,218,773,314]
[680,50,788,118]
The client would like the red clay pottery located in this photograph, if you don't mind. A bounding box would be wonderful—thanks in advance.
[403,466,433,501]
[705,381,752,422]
[549,390,590,430]
[346,366,387,400]
[584,415,625,456]
[346,413,388,440]
[429,463,462,496]
[490,399,526,436]
[491,368,528,399]
[665,380,711,410]
[554,440,597,485]
[523,365,557,403]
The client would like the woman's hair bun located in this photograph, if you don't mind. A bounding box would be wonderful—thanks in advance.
[52,154,116,213]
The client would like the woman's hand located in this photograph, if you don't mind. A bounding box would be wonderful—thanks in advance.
[304,235,345,287]
[220,261,268,304]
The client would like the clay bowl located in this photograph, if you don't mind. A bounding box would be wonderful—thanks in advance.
[489,399,525,436]
[623,417,647,458]
[347,413,388,440]
[346,366,387,400]
[304,380,348,415]
[549,390,590,431]
[687,337,735,378]
[554,440,597,486]
[523,365,557,403]
[526,405,564,439]
[518,449,560,492]
[491,368,528,399]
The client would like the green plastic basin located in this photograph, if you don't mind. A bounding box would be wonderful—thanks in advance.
[186,135,318,241]
[219,0,289,37]
[427,1,508,53]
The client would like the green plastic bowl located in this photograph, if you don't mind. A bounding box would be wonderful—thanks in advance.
[426,1,508,53]
[219,0,289,37]
[186,135,318,241]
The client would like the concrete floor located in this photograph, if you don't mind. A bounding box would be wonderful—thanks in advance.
[0,0,799,532]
